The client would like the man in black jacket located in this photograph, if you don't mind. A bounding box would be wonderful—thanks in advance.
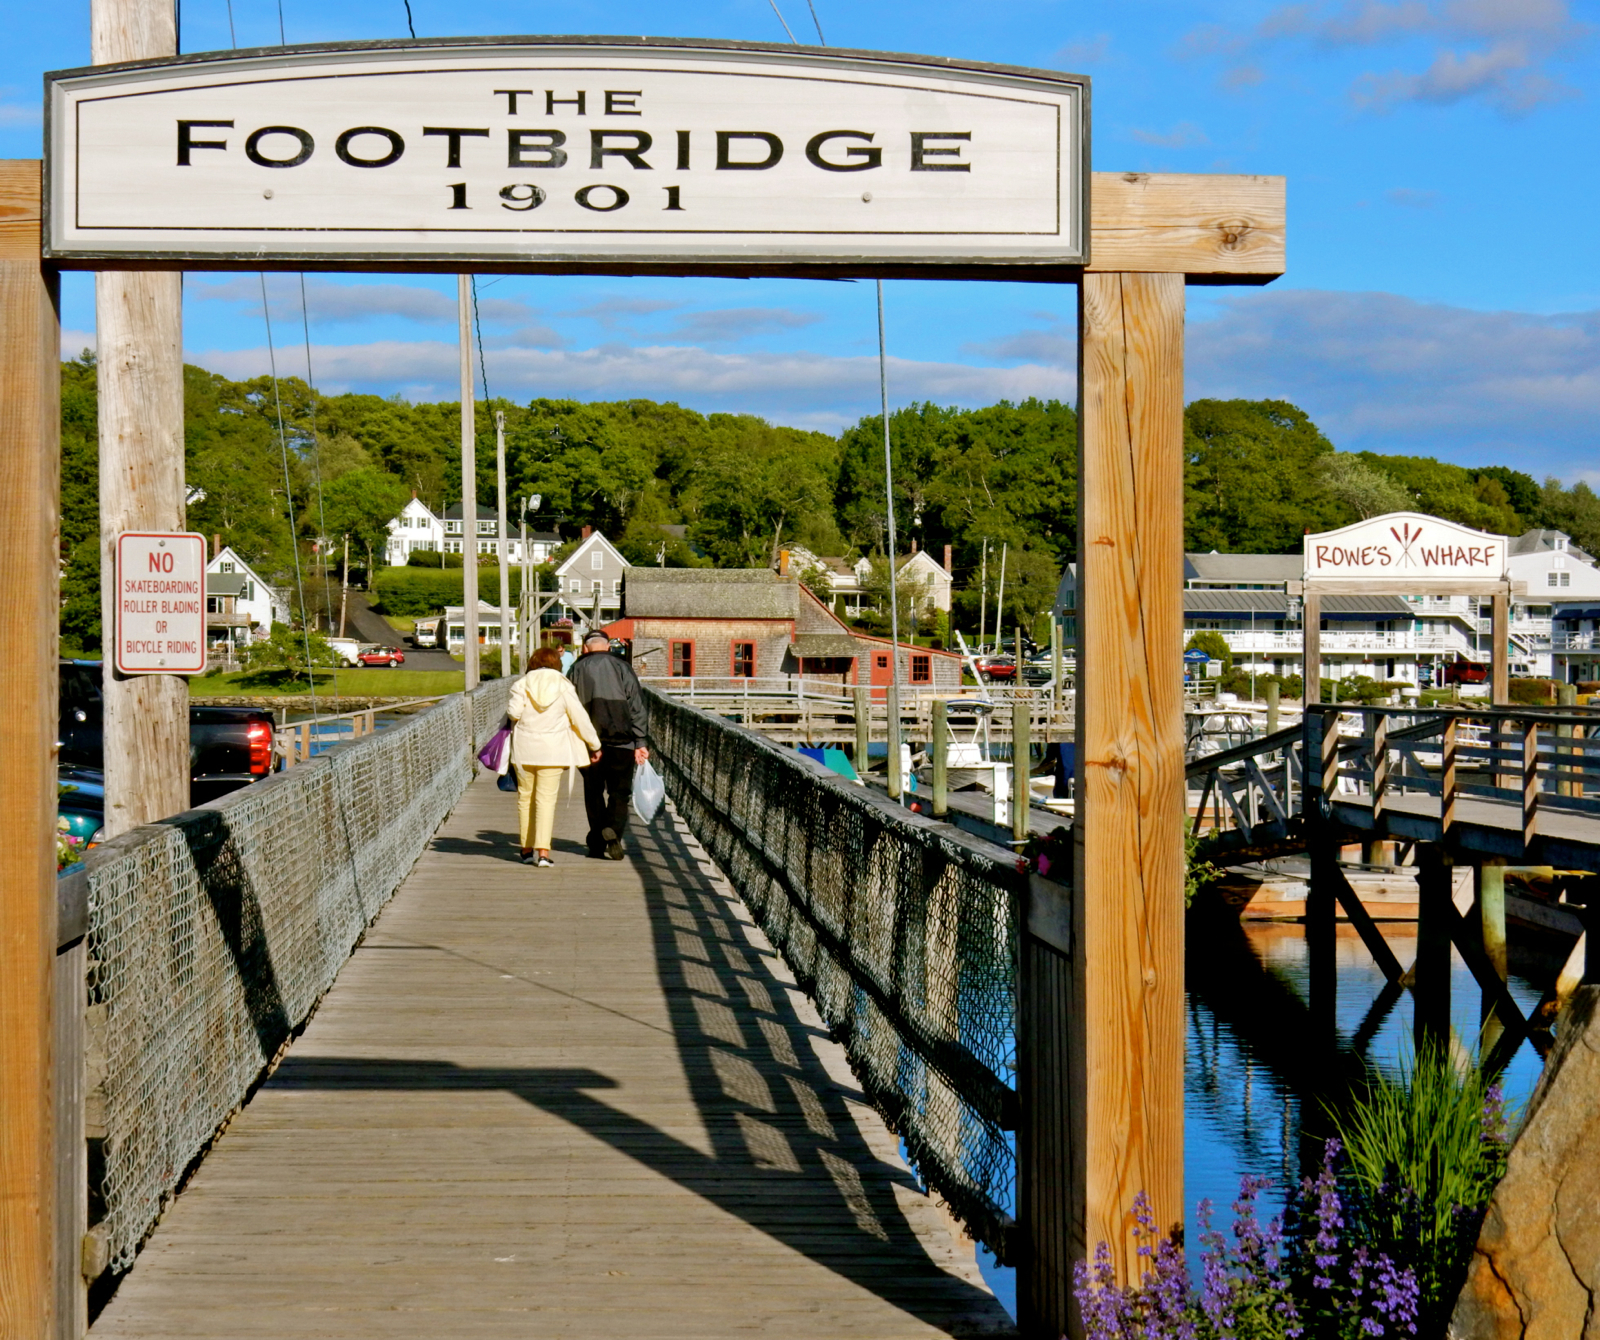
[567,631,650,859]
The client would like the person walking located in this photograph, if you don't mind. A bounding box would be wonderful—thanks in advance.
[507,645,601,867]
[567,629,649,860]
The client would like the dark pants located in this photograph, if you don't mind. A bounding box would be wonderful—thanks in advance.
[583,746,636,851]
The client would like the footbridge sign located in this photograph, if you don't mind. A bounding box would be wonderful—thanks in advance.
[44,37,1088,273]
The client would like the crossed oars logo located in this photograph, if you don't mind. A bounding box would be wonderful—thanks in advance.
[1389,521,1423,567]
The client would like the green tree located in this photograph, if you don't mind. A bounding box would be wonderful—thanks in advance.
[1184,399,1345,552]
[321,467,410,573]
[1320,453,1414,519]
[1186,630,1233,671]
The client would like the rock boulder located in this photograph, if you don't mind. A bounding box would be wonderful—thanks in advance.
[1450,983,1600,1339]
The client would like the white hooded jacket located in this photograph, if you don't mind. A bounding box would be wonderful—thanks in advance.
[507,668,601,769]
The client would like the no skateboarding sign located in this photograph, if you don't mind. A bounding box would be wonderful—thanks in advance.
[114,532,208,675]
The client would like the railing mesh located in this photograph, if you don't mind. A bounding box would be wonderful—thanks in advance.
[84,679,509,1272]
[646,687,1022,1256]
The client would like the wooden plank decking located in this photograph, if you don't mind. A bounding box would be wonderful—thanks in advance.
[91,773,1015,1338]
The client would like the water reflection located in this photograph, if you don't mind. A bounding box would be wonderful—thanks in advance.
[1186,918,1550,1231]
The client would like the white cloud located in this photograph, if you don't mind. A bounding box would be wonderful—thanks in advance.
[562,296,683,331]
[1184,0,1584,113]
[0,104,42,126]
[187,276,534,326]
[1054,34,1113,68]
[667,307,823,344]
[185,338,1069,431]
[61,329,96,360]
[1186,288,1600,476]
[1128,121,1210,149]
[1385,186,1440,207]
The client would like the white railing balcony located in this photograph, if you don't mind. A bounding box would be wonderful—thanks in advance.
[1554,632,1600,652]
[1212,630,1478,654]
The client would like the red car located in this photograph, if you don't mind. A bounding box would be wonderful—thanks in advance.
[973,655,1017,681]
[358,647,405,667]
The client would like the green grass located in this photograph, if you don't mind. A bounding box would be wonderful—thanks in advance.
[188,668,465,697]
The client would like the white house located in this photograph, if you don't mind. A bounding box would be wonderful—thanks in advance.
[439,502,561,566]
[205,546,289,648]
[555,529,629,625]
[385,496,445,565]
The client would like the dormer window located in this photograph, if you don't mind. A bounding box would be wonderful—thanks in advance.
[220,561,235,573]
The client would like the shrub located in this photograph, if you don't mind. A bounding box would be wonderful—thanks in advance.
[1186,630,1234,672]
[372,566,527,616]
[1507,677,1557,706]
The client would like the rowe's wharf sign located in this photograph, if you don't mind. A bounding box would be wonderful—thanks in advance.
[43,37,1089,272]
[1304,512,1507,582]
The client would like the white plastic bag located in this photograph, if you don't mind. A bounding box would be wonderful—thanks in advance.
[632,761,665,824]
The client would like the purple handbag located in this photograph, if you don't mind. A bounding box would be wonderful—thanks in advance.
[477,725,511,772]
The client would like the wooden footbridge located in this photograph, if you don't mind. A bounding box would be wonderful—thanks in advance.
[1188,702,1600,1067]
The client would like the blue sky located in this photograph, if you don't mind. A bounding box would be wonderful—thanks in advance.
[6,0,1598,477]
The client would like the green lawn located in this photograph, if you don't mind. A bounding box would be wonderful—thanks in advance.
[188,668,465,698]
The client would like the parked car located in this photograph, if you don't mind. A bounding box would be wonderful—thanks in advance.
[1442,661,1490,686]
[978,655,1017,682]
[325,636,362,667]
[58,662,278,830]
[357,647,405,667]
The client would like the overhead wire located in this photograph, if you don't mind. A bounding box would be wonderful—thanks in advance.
[766,0,799,44]
[297,275,336,634]
[259,274,320,723]
[402,0,416,39]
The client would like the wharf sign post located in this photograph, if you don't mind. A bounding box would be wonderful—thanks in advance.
[7,36,1287,1340]
[1301,512,1512,705]
[113,532,207,675]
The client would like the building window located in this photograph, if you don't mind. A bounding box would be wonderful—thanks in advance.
[911,654,931,683]
[1548,572,1571,587]
[569,579,582,593]
[591,580,603,594]
[591,550,604,569]
[446,521,459,534]
[220,561,235,573]
[612,579,622,594]
[732,642,755,678]
[671,641,694,677]
[206,597,221,613]
[876,654,888,669]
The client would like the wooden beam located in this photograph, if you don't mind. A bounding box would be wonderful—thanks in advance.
[1302,593,1321,705]
[458,275,478,693]
[1065,271,1186,1312]
[1087,173,1285,281]
[1491,590,1509,706]
[94,0,188,841]
[0,158,61,1340]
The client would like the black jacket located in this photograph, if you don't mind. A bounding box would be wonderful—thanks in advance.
[568,650,648,748]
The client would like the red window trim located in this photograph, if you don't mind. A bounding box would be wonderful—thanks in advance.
[730,640,756,678]
[911,653,932,683]
[670,640,694,678]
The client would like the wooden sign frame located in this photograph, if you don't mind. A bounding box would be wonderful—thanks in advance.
[4,56,1284,1332]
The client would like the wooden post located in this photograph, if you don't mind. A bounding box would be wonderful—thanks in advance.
[1558,683,1577,797]
[1521,718,1539,850]
[886,684,902,799]
[1490,589,1509,706]
[1059,270,1186,1311]
[1302,592,1322,705]
[1051,610,1062,716]
[1013,696,1029,843]
[854,685,869,775]
[1265,678,1280,734]
[494,412,511,680]
[1479,859,1508,1062]
[458,275,478,692]
[931,698,948,818]
[0,158,62,1340]
[1415,845,1454,1052]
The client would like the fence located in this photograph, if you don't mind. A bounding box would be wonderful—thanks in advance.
[74,677,509,1278]
[644,686,1024,1256]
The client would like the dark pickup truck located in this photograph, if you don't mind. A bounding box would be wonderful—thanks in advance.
[58,661,277,845]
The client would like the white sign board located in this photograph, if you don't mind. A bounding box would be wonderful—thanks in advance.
[114,532,208,675]
[44,38,1088,272]
[1304,512,1507,582]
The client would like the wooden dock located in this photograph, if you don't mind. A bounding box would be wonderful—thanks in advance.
[90,773,1014,1339]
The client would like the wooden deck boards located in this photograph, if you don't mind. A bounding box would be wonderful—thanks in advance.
[91,775,1015,1339]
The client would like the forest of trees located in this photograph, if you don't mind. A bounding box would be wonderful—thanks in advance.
[57,351,1600,648]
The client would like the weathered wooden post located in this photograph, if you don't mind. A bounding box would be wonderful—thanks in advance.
[854,684,870,776]
[1013,696,1030,843]
[1415,845,1454,1051]
[1266,678,1280,734]
[495,411,511,679]
[0,157,63,1340]
[886,684,902,799]
[458,275,478,693]
[1479,858,1508,1060]
[931,698,949,818]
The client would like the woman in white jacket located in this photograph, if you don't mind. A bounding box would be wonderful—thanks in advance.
[506,645,602,866]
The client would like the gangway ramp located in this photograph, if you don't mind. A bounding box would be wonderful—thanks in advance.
[89,776,1013,1339]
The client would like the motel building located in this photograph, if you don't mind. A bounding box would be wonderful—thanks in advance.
[1180,514,1600,689]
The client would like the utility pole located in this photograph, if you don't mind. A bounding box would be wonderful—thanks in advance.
[458,275,478,690]
[95,0,187,841]
[338,533,349,638]
[978,539,987,653]
[495,411,511,678]
[518,495,529,666]
[877,280,903,800]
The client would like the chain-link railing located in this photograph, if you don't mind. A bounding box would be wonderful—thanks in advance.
[646,687,1023,1256]
[83,679,509,1272]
